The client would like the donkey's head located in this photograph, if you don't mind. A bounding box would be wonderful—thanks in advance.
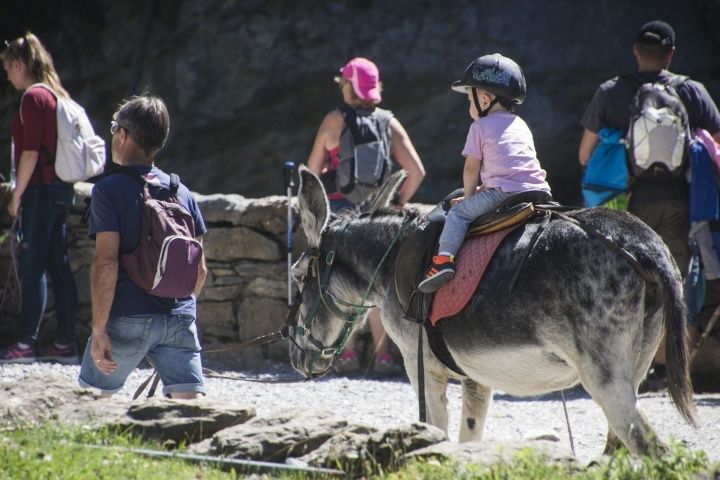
[287,166,406,377]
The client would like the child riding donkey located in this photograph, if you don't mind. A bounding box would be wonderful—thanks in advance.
[419,54,551,293]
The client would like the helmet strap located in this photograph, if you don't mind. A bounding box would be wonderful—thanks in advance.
[472,88,500,118]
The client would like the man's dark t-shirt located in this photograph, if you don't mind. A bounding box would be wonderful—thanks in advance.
[88,164,207,317]
[581,70,720,203]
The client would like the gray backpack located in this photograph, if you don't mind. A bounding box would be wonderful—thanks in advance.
[335,105,394,204]
[626,75,690,178]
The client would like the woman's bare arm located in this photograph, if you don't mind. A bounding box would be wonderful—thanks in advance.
[389,117,425,204]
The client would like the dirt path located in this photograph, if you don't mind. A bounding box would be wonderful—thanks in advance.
[2,362,718,463]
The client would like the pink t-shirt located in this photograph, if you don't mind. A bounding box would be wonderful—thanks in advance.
[462,111,550,193]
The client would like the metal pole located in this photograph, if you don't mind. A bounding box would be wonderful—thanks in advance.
[283,161,296,307]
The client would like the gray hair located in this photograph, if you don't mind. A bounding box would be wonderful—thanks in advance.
[114,95,170,155]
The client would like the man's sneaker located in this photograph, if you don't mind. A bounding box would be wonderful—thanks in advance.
[0,342,36,364]
[37,342,79,365]
[418,255,456,293]
[339,349,361,374]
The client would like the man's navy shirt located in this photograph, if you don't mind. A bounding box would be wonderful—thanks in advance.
[89,164,207,317]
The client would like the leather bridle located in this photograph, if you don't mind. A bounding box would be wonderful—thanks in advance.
[284,217,411,376]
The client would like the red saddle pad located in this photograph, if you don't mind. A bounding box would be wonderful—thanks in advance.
[429,226,519,325]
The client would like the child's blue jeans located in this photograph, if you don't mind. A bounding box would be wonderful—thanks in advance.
[438,187,513,257]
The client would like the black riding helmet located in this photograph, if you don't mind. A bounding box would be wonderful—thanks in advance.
[452,53,527,117]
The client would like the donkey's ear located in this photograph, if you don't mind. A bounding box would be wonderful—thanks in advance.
[298,165,329,247]
[359,170,407,215]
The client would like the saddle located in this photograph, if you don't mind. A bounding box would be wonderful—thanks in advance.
[394,189,554,375]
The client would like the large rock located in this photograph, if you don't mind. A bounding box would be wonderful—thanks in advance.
[189,408,347,460]
[233,260,286,280]
[236,297,288,341]
[302,422,447,476]
[194,193,248,225]
[114,399,255,444]
[1,373,255,446]
[194,195,294,238]
[197,301,237,341]
[198,284,244,302]
[0,374,99,429]
[246,277,287,300]
[204,227,281,262]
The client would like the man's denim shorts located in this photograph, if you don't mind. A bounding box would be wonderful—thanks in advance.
[78,313,205,396]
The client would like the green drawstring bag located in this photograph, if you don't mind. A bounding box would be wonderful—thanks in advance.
[603,193,629,211]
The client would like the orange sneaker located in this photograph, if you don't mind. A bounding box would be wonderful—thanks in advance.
[418,255,456,293]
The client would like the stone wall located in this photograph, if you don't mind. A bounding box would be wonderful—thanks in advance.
[0,182,307,357]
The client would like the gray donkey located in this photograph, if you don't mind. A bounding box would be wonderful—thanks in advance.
[288,166,696,456]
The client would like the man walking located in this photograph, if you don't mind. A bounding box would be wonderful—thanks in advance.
[578,20,720,385]
[79,96,208,398]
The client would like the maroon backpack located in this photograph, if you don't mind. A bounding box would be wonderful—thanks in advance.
[118,171,203,298]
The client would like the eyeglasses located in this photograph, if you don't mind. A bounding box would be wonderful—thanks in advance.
[110,120,127,135]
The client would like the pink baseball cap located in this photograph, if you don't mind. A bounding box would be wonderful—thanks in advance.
[338,57,382,103]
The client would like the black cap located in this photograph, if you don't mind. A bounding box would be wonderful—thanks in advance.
[636,20,675,46]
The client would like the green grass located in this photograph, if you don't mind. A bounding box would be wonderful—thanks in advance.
[0,424,237,480]
[0,424,716,480]
[385,444,717,480]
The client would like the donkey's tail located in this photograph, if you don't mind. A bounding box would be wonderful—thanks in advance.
[659,264,697,427]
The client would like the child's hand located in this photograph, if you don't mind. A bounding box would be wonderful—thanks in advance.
[450,196,464,206]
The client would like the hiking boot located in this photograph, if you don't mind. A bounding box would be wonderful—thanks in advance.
[0,342,36,364]
[37,342,79,365]
[339,349,360,374]
[418,255,456,293]
[372,352,402,376]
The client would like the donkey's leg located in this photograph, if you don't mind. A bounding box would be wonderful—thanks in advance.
[603,427,622,455]
[581,372,661,455]
[459,379,492,442]
[403,355,450,432]
[425,367,450,431]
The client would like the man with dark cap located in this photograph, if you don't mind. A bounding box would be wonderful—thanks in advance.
[578,20,720,388]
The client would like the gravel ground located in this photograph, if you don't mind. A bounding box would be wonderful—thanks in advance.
[2,360,719,463]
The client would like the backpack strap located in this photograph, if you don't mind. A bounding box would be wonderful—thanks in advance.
[374,108,394,156]
[169,173,180,194]
[339,104,394,154]
[19,83,56,125]
[103,166,146,187]
[338,103,360,146]
[81,168,179,226]
[374,108,394,132]
[665,74,689,92]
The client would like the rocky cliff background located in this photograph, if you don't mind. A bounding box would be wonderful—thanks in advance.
[1,0,719,204]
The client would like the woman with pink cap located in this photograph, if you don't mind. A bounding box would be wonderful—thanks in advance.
[306,57,425,374]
